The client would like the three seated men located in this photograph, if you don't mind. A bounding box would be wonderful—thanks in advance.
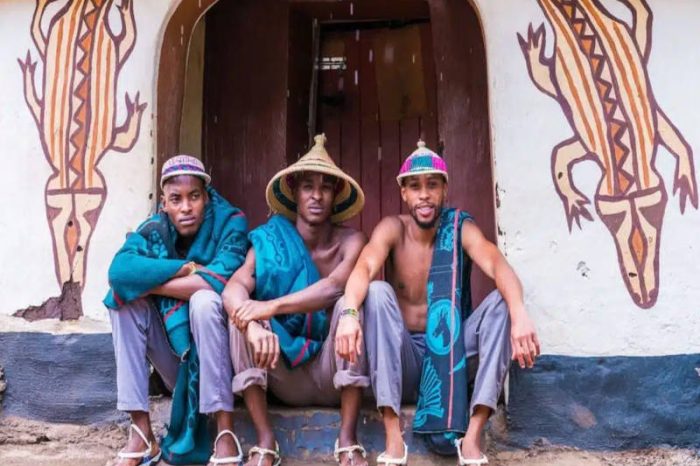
[106,138,539,466]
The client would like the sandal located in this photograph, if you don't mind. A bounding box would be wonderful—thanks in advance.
[376,442,408,465]
[333,438,367,465]
[248,442,281,466]
[209,429,243,465]
[116,424,161,466]
[454,438,488,465]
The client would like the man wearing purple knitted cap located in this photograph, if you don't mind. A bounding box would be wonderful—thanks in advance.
[337,141,540,465]
[105,155,249,466]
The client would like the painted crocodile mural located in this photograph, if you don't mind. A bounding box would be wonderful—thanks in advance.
[518,0,697,308]
[18,0,146,291]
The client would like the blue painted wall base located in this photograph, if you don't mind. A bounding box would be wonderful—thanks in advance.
[2,332,699,452]
[0,331,119,423]
[507,354,700,449]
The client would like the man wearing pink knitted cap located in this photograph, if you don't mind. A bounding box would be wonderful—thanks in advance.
[337,141,540,465]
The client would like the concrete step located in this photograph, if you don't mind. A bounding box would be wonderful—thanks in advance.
[148,397,506,463]
[3,413,699,466]
[0,398,504,465]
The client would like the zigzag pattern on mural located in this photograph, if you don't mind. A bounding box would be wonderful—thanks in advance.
[559,0,634,195]
[68,1,101,190]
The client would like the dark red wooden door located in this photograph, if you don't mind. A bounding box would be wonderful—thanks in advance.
[316,23,439,237]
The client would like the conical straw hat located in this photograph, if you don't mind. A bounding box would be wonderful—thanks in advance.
[265,134,365,224]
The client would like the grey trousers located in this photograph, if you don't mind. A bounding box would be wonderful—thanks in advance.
[363,281,511,417]
[109,289,234,414]
[230,297,370,406]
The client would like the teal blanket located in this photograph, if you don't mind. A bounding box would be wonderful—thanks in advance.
[104,187,248,465]
[413,208,473,452]
[248,215,329,368]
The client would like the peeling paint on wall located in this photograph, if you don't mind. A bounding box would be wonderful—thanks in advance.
[12,281,82,321]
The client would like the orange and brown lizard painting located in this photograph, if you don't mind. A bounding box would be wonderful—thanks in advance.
[518,0,698,308]
[18,0,146,290]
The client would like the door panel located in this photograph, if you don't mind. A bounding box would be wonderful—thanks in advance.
[316,23,439,236]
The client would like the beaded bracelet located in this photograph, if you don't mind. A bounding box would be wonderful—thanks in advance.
[340,307,360,320]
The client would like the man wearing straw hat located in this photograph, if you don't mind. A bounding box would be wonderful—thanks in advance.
[340,141,540,465]
[105,155,249,466]
[223,135,370,466]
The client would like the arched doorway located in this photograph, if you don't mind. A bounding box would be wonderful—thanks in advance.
[156,0,496,302]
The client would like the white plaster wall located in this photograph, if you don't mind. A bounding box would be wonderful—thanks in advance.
[474,0,700,356]
[0,0,178,325]
[2,0,698,358]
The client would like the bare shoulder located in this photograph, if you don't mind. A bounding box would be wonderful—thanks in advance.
[461,218,486,242]
[333,224,368,249]
[371,215,404,244]
[460,218,497,255]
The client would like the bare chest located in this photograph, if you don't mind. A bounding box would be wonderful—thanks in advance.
[387,241,433,304]
[310,241,343,278]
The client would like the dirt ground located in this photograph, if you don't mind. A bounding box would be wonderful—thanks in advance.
[1,416,698,466]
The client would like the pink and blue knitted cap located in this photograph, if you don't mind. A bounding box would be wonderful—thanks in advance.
[160,155,211,189]
[396,140,449,186]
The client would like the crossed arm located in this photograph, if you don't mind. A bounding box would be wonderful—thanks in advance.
[149,263,213,301]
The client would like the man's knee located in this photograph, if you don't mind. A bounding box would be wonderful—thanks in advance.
[368,280,394,299]
[484,290,508,323]
[363,282,403,350]
[189,289,223,320]
[364,281,400,321]
[109,298,151,331]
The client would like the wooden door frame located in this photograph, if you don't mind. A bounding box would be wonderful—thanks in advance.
[155,2,496,286]
[155,0,220,191]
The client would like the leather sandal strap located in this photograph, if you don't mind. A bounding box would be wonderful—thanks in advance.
[376,442,408,465]
[455,438,489,465]
[333,438,367,463]
[129,424,151,448]
[209,429,243,465]
[117,424,153,460]
[117,449,152,460]
[248,442,281,466]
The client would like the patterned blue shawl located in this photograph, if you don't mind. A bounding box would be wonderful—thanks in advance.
[413,208,473,450]
[104,187,248,464]
[249,215,329,368]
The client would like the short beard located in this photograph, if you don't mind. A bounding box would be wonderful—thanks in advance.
[411,203,443,230]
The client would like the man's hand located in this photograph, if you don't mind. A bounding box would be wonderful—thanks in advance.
[232,299,276,331]
[510,312,540,369]
[246,322,280,369]
[335,315,363,364]
[173,261,202,279]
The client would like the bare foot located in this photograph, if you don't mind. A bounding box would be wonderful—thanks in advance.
[209,430,242,466]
